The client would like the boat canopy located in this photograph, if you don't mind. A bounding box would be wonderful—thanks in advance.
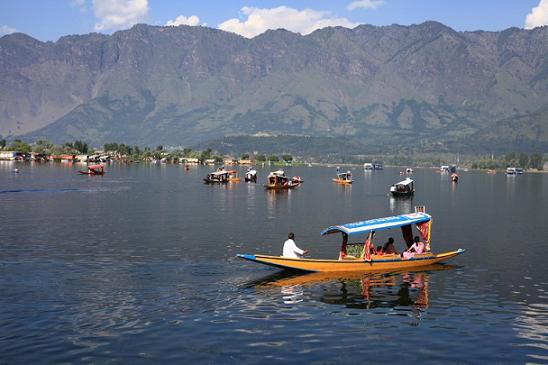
[209,170,229,176]
[394,178,414,186]
[88,164,103,170]
[269,170,285,176]
[321,212,431,236]
[337,172,351,178]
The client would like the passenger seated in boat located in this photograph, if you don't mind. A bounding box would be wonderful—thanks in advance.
[402,236,424,259]
[382,237,397,254]
[283,232,309,259]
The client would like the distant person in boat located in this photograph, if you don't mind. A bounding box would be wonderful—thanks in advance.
[382,237,397,254]
[283,232,309,259]
[403,236,425,259]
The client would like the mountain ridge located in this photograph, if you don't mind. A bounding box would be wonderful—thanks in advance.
[0,22,546,152]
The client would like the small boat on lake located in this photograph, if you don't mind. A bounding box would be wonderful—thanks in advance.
[332,171,353,184]
[78,164,104,175]
[506,167,524,175]
[390,178,414,196]
[264,170,300,190]
[245,169,257,183]
[451,173,459,183]
[237,210,464,273]
[203,170,229,184]
[227,170,241,182]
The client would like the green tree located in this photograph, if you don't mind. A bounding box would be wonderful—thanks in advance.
[529,153,543,170]
[73,140,88,154]
[0,139,6,149]
[268,155,279,162]
[32,139,54,154]
[282,154,293,162]
[9,139,31,153]
[256,154,266,162]
[183,148,192,157]
[241,153,250,160]
[156,145,163,151]
[518,153,529,168]
[213,155,224,163]
[200,148,212,161]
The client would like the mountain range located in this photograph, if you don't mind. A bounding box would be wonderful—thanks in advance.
[0,22,547,153]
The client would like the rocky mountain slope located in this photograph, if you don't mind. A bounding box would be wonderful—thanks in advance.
[0,22,546,152]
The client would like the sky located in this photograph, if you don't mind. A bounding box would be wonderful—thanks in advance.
[0,0,547,41]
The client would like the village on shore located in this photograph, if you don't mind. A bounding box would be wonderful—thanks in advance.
[0,138,546,171]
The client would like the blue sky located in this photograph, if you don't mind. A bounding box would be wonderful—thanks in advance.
[0,0,546,41]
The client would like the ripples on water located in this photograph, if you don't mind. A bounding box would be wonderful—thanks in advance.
[1,163,547,363]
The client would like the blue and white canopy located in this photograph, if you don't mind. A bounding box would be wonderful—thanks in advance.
[321,212,431,236]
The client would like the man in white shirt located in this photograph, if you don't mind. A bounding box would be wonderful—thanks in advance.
[283,232,309,258]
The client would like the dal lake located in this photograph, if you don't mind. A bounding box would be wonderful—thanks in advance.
[1,163,547,364]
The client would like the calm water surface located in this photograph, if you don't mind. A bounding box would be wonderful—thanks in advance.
[1,163,547,364]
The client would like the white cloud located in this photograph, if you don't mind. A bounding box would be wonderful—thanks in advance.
[525,0,548,29]
[92,0,148,31]
[70,0,85,7]
[166,15,200,27]
[347,0,384,11]
[0,25,17,36]
[218,6,360,38]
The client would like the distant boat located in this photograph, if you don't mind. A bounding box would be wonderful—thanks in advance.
[226,170,241,182]
[390,178,414,196]
[78,164,104,175]
[451,173,459,183]
[245,169,257,183]
[506,167,518,175]
[204,170,229,184]
[440,165,450,173]
[363,163,373,170]
[333,171,353,184]
[264,170,300,190]
[487,169,496,174]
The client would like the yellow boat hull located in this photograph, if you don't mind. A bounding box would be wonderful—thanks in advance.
[237,249,464,272]
[332,178,353,184]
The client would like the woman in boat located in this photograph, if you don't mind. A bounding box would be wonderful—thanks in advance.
[403,236,425,259]
[382,237,397,254]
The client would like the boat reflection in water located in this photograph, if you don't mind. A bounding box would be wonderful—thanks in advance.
[389,195,413,214]
[248,264,456,323]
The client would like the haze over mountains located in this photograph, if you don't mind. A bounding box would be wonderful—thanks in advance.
[0,22,547,153]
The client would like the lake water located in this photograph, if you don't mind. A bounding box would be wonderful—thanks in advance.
[1,163,547,364]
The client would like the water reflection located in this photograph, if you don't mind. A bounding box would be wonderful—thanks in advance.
[249,265,456,323]
[389,196,413,214]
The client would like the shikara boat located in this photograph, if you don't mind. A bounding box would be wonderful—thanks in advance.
[237,211,464,273]
[451,173,459,183]
[226,170,241,182]
[332,171,353,184]
[264,170,300,190]
[78,164,104,175]
[245,169,257,183]
[203,170,229,184]
[390,177,414,196]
